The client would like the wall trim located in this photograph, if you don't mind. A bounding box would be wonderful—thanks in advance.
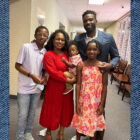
[10,95,17,99]
[117,11,130,22]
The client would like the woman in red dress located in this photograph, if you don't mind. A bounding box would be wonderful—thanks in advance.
[40,29,76,140]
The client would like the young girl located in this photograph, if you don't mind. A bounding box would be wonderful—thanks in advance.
[71,39,107,140]
[62,40,82,94]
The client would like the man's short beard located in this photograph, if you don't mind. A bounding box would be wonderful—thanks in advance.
[85,25,96,34]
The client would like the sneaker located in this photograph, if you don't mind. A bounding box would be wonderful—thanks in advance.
[24,133,34,140]
[38,128,47,136]
[81,136,89,140]
[63,88,73,95]
[71,135,89,140]
[71,135,76,140]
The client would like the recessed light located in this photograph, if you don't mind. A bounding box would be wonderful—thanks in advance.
[88,0,104,5]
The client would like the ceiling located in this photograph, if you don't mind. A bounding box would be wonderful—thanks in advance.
[56,0,130,28]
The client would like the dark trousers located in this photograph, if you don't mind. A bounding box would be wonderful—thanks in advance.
[95,111,105,140]
[95,130,104,140]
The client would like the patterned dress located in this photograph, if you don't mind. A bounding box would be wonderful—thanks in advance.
[71,62,106,137]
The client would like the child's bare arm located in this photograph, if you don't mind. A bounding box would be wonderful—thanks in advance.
[15,62,41,84]
[76,63,82,114]
[97,71,108,115]
[62,57,75,68]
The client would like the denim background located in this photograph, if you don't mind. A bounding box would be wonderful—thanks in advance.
[131,0,140,140]
[0,0,9,140]
[0,0,140,140]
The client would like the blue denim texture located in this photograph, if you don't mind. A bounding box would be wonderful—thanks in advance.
[0,0,9,140]
[16,93,40,140]
[0,0,140,140]
[131,1,140,140]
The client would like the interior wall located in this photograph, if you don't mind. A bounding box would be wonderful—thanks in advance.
[30,0,72,40]
[105,22,118,40]
[10,0,31,95]
[128,48,131,64]
[71,26,85,39]
[105,16,131,64]
[10,0,72,95]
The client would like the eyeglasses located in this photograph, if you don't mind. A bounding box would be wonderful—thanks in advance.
[36,33,48,38]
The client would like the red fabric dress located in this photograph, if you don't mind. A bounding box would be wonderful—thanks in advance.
[40,51,74,130]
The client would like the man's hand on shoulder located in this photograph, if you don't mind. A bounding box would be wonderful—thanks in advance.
[98,62,113,71]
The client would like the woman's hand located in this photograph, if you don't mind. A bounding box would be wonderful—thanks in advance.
[61,57,67,63]
[96,104,104,115]
[66,76,76,84]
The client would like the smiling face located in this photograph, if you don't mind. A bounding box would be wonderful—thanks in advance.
[86,42,100,60]
[83,14,97,34]
[68,45,78,57]
[53,32,65,51]
[35,28,49,45]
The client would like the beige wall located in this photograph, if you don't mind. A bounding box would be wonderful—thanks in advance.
[10,0,72,95]
[10,0,31,95]
[105,22,118,40]
[30,0,72,40]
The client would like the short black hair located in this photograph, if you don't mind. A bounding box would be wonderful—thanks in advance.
[45,29,69,51]
[82,10,97,20]
[86,39,102,55]
[68,40,78,49]
[35,26,49,35]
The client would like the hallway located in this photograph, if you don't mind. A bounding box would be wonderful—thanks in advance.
[10,75,130,140]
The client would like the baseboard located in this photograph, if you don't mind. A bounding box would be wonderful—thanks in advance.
[10,95,17,99]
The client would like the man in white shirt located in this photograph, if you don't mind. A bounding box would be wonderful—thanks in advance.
[15,26,49,140]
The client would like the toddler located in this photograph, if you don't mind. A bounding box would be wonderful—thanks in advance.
[62,40,82,95]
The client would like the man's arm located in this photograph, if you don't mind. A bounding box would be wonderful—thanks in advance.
[99,35,120,71]
[109,35,120,67]
[15,63,41,84]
